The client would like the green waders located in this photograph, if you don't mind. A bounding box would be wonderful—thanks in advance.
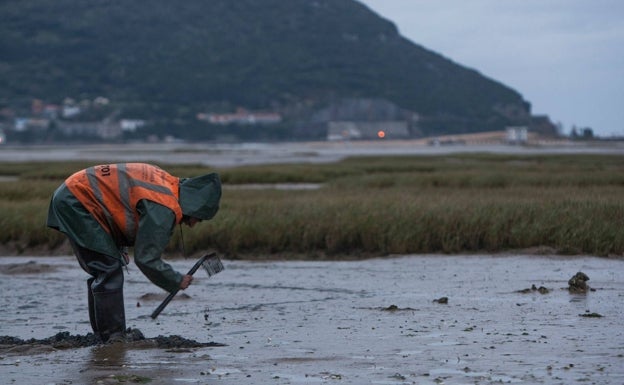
[71,240,126,343]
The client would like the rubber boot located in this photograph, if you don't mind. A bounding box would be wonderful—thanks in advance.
[87,277,98,335]
[92,289,126,343]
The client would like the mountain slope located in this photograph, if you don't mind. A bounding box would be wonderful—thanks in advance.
[0,0,531,137]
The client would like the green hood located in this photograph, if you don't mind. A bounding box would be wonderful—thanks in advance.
[178,173,222,220]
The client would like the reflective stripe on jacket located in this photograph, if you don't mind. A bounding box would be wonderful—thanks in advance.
[65,163,183,244]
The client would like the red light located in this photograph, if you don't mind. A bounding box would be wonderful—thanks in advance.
[377,130,386,139]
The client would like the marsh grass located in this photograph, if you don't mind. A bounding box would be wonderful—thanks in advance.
[1,154,623,258]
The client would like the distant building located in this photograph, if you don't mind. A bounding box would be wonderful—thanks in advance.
[198,108,282,125]
[327,121,409,141]
[14,118,50,132]
[120,119,146,132]
[93,96,110,106]
[43,104,60,119]
[62,105,81,118]
[506,126,528,144]
[56,121,121,139]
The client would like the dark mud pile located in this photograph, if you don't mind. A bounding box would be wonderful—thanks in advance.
[0,329,224,350]
[0,331,101,349]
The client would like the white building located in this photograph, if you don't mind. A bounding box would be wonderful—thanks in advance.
[120,119,146,132]
[506,126,528,144]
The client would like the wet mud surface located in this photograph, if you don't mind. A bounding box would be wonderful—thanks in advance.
[1,254,623,384]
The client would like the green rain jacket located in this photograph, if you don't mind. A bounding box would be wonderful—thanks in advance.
[47,167,221,293]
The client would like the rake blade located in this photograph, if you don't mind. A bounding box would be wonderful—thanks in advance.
[202,255,224,277]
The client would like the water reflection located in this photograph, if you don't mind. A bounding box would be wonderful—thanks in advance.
[82,342,129,380]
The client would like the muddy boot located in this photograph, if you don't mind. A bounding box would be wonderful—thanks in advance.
[87,277,98,335]
[93,289,126,343]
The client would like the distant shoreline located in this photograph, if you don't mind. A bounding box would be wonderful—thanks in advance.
[1,140,623,168]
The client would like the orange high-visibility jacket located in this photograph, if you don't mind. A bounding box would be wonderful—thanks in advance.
[65,163,183,244]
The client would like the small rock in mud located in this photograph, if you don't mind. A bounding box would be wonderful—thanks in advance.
[433,297,448,304]
[381,305,417,312]
[580,312,603,318]
[517,284,550,294]
[568,272,590,293]
[119,328,146,343]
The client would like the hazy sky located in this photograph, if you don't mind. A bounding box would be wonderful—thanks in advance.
[358,0,624,137]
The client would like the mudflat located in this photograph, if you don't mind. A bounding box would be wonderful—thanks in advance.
[1,254,623,384]
[1,141,623,168]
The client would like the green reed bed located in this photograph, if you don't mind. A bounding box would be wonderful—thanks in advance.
[192,185,623,258]
[1,154,623,258]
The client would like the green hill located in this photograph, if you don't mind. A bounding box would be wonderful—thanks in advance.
[0,0,532,140]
